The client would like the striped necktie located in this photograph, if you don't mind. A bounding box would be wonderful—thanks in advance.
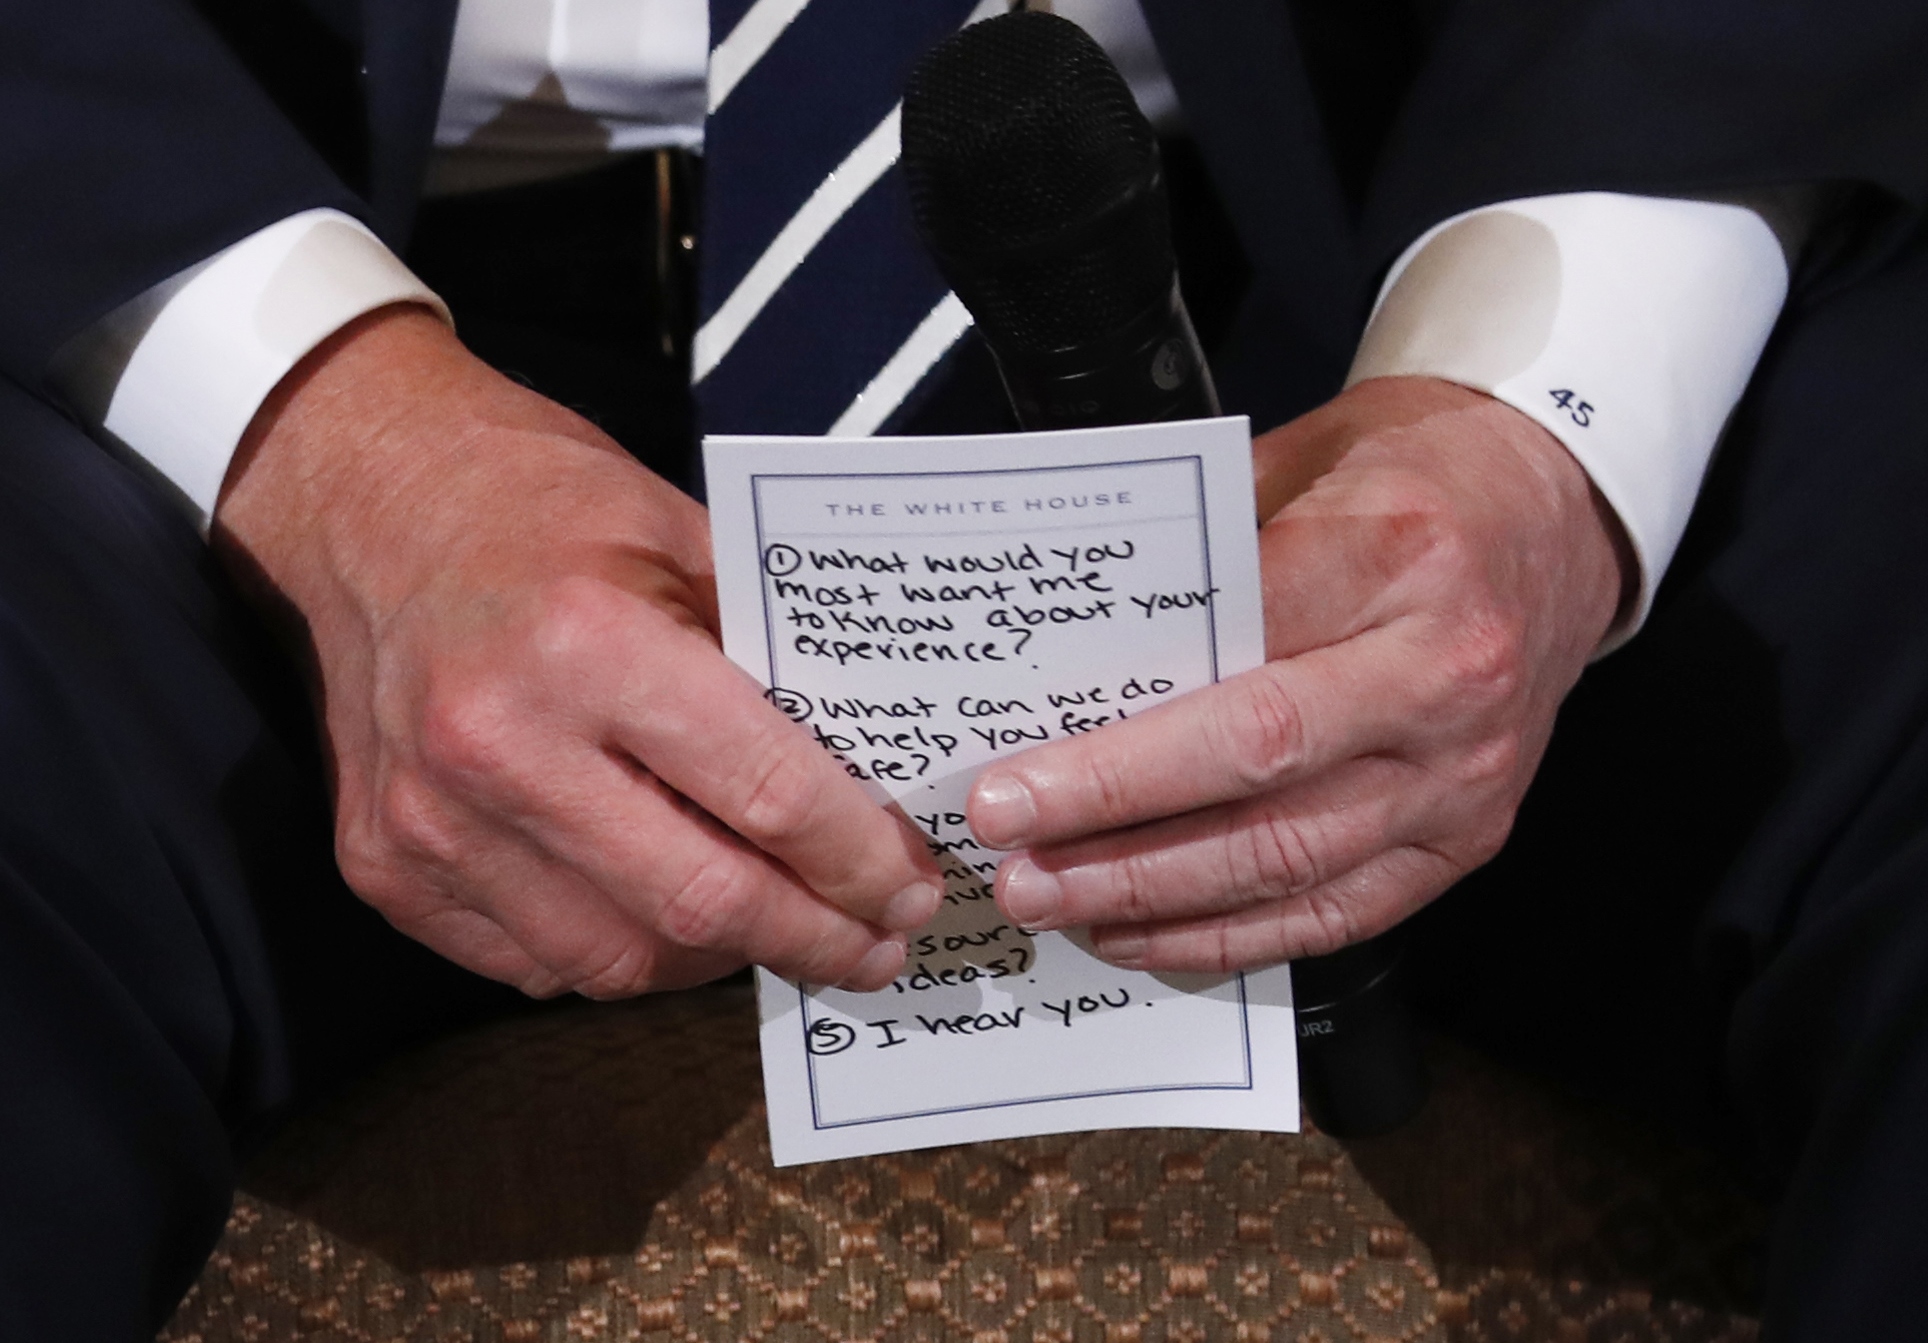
[695,0,999,437]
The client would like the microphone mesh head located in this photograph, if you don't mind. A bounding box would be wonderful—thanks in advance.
[902,12,1174,355]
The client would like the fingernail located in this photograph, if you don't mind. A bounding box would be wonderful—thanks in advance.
[841,939,907,992]
[972,773,1037,847]
[999,857,1063,931]
[881,880,943,931]
[1095,927,1148,966]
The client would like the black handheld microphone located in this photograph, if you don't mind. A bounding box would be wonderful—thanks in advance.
[900,10,1215,428]
[901,11,1427,1138]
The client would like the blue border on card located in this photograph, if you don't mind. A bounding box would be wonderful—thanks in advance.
[751,456,1248,1132]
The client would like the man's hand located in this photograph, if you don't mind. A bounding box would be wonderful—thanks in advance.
[215,306,943,998]
[965,377,1632,972]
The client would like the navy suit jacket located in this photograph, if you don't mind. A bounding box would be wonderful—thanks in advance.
[4,0,1926,439]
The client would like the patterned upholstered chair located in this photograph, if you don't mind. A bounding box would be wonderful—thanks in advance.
[162,982,1764,1343]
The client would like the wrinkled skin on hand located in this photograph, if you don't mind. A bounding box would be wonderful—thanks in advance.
[215,306,944,998]
[968,376,1632,972]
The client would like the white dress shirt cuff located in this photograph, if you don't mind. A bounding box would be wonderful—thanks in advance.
[62,209,449,529]
[1346,192,1789,650]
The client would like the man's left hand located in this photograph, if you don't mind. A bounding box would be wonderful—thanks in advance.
[965,377,1632,971]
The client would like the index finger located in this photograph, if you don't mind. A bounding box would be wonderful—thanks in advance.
[609,612,945,930]
[967,624,1434,851]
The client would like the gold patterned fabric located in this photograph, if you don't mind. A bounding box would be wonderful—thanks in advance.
[160,985,1763,1342]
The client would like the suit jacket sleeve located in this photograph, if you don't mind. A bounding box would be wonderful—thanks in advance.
[1366,0,1928,273]
[0,0,368,404]
[1141,0,1926,432]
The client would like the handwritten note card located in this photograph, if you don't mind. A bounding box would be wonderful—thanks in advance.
[705,417,1298,1166]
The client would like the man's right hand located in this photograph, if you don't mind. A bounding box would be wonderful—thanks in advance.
[213,305,942,998]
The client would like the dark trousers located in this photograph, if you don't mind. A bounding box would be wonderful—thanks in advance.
[3,163,1924,1335]
[0,373,529,1339]
[1411,232,1928,1339]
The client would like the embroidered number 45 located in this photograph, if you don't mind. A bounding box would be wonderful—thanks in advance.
[1549,389,1594,427]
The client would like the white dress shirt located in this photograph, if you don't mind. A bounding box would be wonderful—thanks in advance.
[49,0,1795,650]
[1351,193,1790,646]
[427,0,709,195]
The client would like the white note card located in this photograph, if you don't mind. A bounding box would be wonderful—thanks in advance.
[705,417,1298,1167]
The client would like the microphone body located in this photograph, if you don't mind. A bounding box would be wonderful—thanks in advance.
[901,10,1211,432]
[1290,934,1429,1137]
[996,279,1217,430]
[902,11,1426,1138]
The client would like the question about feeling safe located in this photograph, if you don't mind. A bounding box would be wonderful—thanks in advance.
[705,419,1298,1165]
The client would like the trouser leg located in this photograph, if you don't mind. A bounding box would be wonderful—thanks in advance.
[1702,241,1928,1342]
[0,377,515,1339]
[0,379,274,1339]
[1410,237,1928,1337]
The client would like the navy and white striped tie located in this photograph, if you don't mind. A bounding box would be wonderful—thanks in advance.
[695,0,999,437]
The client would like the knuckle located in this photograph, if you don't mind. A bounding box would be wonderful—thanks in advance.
[802,931,874,987]
[1293,890,1364,959]
[364,774,460,869]
[1456,730,1524,791]
[1461,808,1519,868]
[333,807,389,894]
[381,779,449,857]
[517,968,572,999]
[730,748,823,850]
[1105,853,1169,925]
[653,856,755,952]
[1238,812,1325,897]
[334,816,441,921]
[417,677,519,787]
[1376,480,1503,599]
[1224,673,1309,791]
[529,574,631,669]
[333,835,392,904]
[1407,490,1468,560]
[1372,476,1459,564]
[1082,749,1140,826]
[1426,521,1479,580]
[570,941,658,1000]
[1441,611,1526,709]
[1202,922,1237,976]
